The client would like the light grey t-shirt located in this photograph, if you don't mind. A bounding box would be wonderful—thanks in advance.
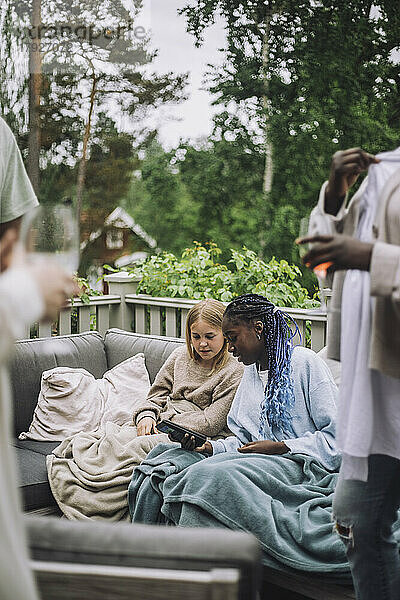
[0,118,41,600]
[0,117,38,224]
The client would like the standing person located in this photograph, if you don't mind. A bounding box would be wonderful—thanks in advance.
[128,295,347,575]
[300,147,400,600]
[0,115,78,600]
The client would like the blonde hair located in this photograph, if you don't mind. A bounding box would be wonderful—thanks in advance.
[185,299,228,374]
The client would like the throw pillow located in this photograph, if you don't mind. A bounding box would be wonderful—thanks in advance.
[19,354,150,441]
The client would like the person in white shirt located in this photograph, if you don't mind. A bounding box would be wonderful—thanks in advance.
[0,116,78,600]
[300,147,400,600]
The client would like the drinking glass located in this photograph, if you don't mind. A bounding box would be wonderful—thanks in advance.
[20,201,79,338]
[298,216,331,312]
[21,201,80,273]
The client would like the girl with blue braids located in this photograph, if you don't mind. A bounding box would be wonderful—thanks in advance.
[178,293,339,468]
[129,294,348,576]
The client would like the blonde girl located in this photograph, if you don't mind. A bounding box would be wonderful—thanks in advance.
[134,299,243,439]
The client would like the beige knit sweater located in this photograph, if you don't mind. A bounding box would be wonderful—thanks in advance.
[133,346,244,438]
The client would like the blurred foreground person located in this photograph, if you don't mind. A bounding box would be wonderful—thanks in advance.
[0,116,77,599]
[301,147,400,600]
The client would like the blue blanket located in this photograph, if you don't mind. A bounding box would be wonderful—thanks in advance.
[128,444,400,577]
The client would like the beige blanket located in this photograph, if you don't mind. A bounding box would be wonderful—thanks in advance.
[47,399,202,521]
[47,423,171,521]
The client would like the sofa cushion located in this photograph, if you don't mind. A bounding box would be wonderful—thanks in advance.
[11,331,107,436]
[14,439,62,455]
[104,329,184,383]
[19,354,151,441]
[317,346,341,386]
[13,441,60,511]
[11,330,184,512]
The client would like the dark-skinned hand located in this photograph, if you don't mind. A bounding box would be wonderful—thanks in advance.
[325,148,379,214]
[238,440,289,455]
[170,432,213,455]
[298,234,373,272]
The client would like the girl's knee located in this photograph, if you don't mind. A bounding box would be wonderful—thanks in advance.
[189,458,228,484]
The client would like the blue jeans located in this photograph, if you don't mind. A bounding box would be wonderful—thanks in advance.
[333,454,400,600]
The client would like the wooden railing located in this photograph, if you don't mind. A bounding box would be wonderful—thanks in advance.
[24,272,329,352]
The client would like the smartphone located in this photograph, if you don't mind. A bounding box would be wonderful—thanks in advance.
[157,419,207,447]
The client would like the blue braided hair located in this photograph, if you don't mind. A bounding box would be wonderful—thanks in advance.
[224,294,300,437]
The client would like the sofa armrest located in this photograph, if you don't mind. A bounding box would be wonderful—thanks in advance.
[31,560,240,600]
[25,516,262,600]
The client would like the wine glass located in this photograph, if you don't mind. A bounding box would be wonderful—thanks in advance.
[297,216,331,312]
[20,201,79,338]
[21,201,80,274]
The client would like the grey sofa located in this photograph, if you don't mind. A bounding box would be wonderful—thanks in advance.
[10,328,353,600]
[11,328,183,513]
[10,329,262,600]
[26,516,261,600]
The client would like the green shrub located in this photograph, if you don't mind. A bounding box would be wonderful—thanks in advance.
[74,275,103,304]
[107,242,317,309]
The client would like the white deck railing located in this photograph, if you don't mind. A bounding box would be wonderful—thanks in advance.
[25,272,329,352]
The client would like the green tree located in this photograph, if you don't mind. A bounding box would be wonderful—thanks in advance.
[40,115,137,216]
[124,139,199,253]
[176,112,266,260]
[0,1,29,137]
[266,1,400,260]
[123,115,268,260]
[2,0,187,219]
[85,115,137,213]
[181,0,400,263]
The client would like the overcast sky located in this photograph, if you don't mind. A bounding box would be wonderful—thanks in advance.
[146,0,226,148]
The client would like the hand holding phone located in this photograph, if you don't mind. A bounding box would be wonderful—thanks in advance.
[176,433,213,455]
[179,433,211,453]
[157,419,207,449]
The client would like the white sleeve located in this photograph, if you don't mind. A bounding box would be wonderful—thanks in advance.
[308,181,348,237]
[283,354,340,471]
[210,435,242,455]
[0,267,44,358]
[209,372,254,455]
